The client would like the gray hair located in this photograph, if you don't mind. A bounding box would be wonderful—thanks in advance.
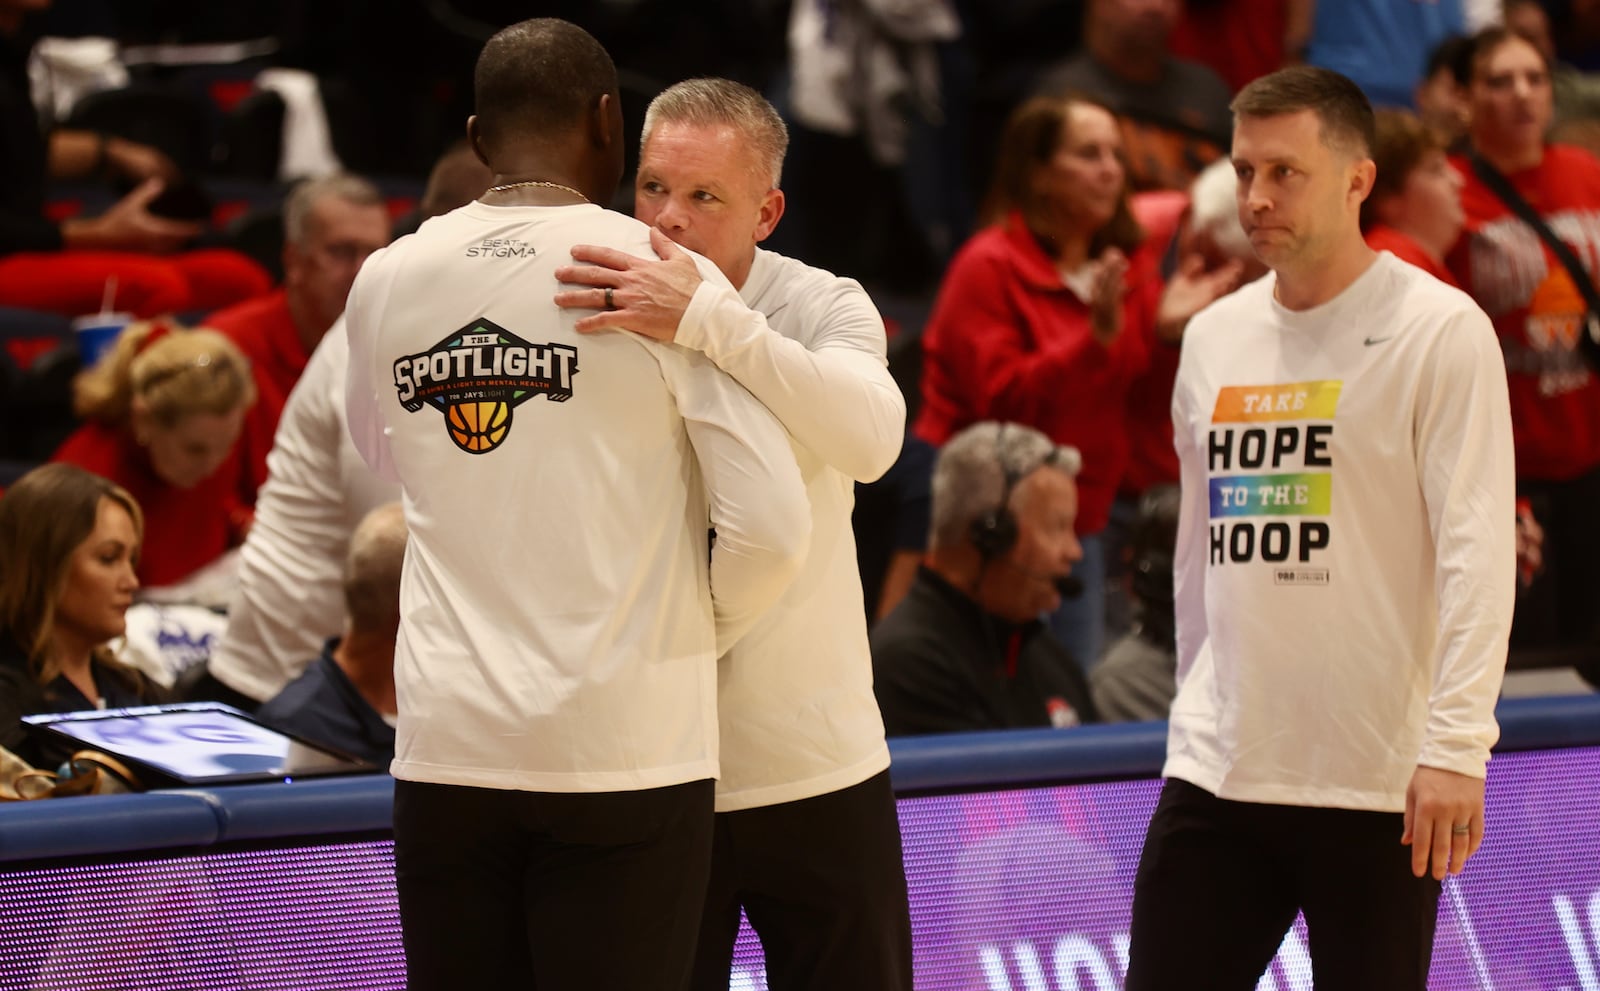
[1188,157,1252,262]
[344,502,408,632]
[929,421,1082,551]
[283,173,385,245]
[641,77,789,189]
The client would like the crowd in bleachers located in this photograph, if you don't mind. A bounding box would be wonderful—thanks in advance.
[2,0,1599,770]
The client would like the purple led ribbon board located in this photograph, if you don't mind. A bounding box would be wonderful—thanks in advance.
[2,746,1597,990]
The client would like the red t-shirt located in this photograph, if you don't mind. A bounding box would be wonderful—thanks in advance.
[914,213,1160,535]
[203,290,313,503]
[1365,225,1459,288]
[52,422,249,588]
[1448,145,1600,481]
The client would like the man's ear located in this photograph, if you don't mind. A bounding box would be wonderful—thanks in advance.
[754,188,786,243]
[465,116,492,170]
[1351,157,1377,204]
[591,92,621,150]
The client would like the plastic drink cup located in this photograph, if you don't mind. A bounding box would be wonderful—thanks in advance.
[71,311,133,368]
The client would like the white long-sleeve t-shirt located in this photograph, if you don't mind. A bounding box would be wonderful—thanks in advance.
[212,321,400,702]
[1166,252,1515,812]
[344,203,810,793]
[678,248,906,811]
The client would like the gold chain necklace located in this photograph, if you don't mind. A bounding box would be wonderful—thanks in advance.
[483,179,590,203]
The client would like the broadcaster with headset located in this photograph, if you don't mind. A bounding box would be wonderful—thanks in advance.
[870,421,1100,736]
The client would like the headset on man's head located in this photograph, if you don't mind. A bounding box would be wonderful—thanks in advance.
[969,423,1066,562]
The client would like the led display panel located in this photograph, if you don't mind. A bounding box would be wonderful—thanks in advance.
[1,747,1596,990]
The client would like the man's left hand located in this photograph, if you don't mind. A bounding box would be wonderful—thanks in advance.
[554,228,704,342]
[1402,765,1485,880]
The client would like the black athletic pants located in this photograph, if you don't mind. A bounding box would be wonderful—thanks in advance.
[393,777,715,991]
[687,770,914,991]
[1126,778,1441,991]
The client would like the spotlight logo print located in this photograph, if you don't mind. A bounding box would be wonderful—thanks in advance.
[1206,380,1339,585]
[393,318,578,454]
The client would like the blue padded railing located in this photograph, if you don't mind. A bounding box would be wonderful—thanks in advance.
[1,693,1595,863]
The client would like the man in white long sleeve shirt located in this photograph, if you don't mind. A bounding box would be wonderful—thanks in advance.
[554,79,912,991]
[1123,67,1515,991]
[343,26,809,991]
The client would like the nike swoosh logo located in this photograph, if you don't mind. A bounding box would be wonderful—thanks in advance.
[1363,335,1394,346]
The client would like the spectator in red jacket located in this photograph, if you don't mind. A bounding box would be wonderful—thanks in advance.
[52,321,256,588]
[915,93,1157,669]
[918,93,1244,668]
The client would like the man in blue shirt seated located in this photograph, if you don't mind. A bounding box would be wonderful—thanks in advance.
[255,503,403,767]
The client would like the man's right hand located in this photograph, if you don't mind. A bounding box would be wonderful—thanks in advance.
[554,228,704,342]
[61,178,201,254]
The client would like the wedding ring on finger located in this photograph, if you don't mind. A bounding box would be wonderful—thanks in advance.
[1451,824,1471,835]
[604,287,616,311]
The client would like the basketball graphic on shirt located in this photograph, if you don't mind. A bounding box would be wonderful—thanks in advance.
[1525,270,1590,397]
[392,318,579,456]
[1526,270,1584,350]
[446,400,510,453]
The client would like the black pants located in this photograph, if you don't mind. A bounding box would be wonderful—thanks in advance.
[393,777,715,991]
[688,770,914,991]
[1513,464,1600,669]
[1126,778,1441,991]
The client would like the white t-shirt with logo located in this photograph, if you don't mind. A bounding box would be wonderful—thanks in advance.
[1165,252,1515,812]
[344,202,810,794]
